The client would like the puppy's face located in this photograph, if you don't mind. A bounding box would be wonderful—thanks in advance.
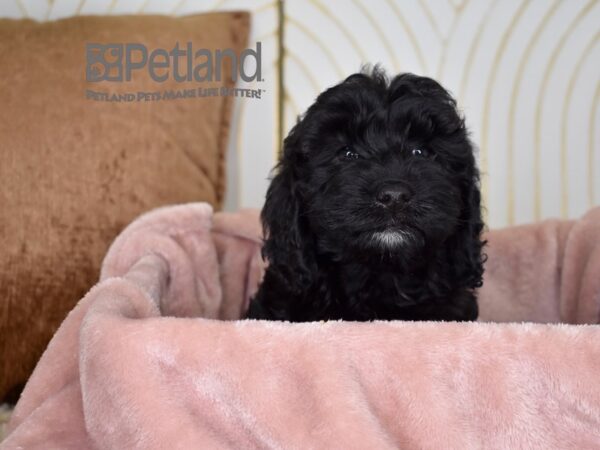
[275,72,480,267]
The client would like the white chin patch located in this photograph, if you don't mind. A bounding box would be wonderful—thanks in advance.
[371,230,412,248]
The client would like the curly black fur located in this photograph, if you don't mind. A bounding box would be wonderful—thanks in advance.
[247,69,485,322]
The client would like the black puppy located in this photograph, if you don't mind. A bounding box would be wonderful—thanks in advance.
[247,69,485,322]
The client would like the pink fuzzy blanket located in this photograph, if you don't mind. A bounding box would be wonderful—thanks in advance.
[3,204,600,449]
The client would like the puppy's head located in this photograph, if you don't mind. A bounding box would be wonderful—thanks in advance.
[262,69,484,292]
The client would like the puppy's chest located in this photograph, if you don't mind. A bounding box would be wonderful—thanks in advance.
[337,268,422,306]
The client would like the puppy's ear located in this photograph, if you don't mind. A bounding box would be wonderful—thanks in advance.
[450,162,486,290]
[261,144,315,294]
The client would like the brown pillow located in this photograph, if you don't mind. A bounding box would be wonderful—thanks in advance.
[0,12,249,401]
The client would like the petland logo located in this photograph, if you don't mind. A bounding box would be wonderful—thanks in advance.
[85,42,264,102]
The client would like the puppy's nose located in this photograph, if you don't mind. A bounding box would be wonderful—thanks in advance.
[376,184,413,208]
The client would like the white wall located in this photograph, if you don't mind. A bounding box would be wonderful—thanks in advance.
[4,0,599,228]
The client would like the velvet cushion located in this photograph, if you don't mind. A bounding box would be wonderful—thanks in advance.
[0,12,249,400]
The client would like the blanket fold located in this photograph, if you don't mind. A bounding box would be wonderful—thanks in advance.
[2,204,599,449]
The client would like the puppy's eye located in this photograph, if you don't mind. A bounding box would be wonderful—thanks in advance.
[411,148,429,157]
[341,146,360,160]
